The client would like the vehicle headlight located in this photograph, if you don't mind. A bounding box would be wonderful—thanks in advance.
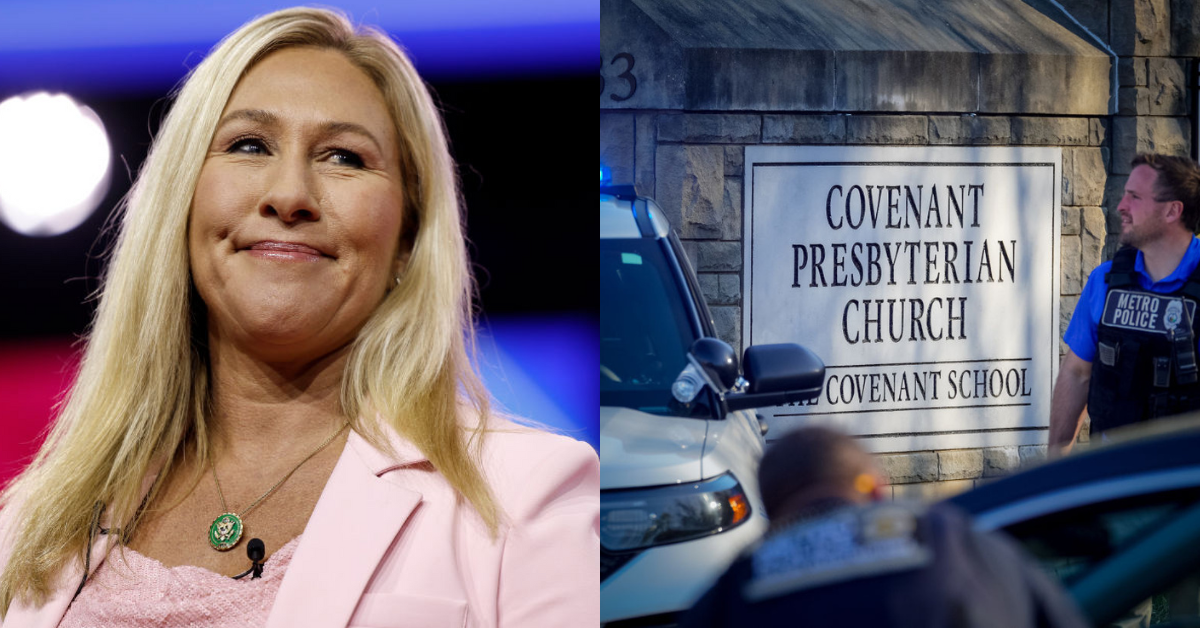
[600,472,752,552]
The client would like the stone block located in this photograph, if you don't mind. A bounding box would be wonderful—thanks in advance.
[928,115,1010,146]
[700,273,740,305]
[686,48,836,111]
[698,273,719,305]
[1090,118,1108,147]
[1174,0,1200,55]
[1103,174,1129,226]
[1019,444,1048,469]
[982,446,1021,478]
[1112,117,1191,174]
[836,49,977,112]
[600,0,686,110]
[657,113,761,144]
[655,145,726,238]
[711,306,741,353]
[762,115,846,144]
[1111,0,1170,56]
[1118,57,1148,86]
[979,52,1110,115]
[721,178,743,241]
[1148,57,1188,116]
[846,115,928,145]
[1061,295,1080,338]
[680,240,700,270]
[693,241,741,272]
[600,113,636,185]
[635,113,657,195]
[928,116,964,145]
[724,146,744,175]
[1010,117,1090,146]
[891,480,974,502]
[877,451,938,484]
[969,116,1012,145]
[938,449,984,481]
[1061,236,1082,295]
[1061,148,1074,206]
[1081,206,1107,272]
[1070,148,1106,207]
[718,274,741,304]
[1118,86,1152,115]
[1061,206,1080,236]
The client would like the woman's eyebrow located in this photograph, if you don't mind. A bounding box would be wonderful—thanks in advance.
[317,121,384,154]
[216,109,384,154]
[217,108,278,129]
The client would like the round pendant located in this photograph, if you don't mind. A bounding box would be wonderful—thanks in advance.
[209,512,244,551]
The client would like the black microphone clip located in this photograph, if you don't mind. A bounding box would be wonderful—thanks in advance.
[233,538,266,580]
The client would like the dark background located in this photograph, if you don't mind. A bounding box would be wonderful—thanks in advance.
[0,75,593,337]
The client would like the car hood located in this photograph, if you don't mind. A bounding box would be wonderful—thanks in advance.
[600,405,713,490]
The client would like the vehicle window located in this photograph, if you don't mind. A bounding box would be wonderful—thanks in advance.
[600,238,711,418]
[1002,487,1200,624]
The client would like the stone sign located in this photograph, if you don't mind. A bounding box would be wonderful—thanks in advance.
[744,146,1061,453]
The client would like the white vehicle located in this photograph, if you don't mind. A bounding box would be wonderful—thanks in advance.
[600,184,825,626]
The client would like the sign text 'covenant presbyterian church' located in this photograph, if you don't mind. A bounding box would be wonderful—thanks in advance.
[744,147,1061,452]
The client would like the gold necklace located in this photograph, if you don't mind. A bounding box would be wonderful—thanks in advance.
[208,421,350,551]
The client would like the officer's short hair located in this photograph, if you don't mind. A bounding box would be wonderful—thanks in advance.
[1132,153,1200,233]
[758,426,872,518]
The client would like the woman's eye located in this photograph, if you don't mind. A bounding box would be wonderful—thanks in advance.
[228,138,268,155]
[330,149,364,168]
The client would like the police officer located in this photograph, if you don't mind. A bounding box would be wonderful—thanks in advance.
[1050,153,1200,453]
[677,427,1088,628]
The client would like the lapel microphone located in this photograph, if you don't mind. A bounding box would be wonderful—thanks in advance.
[233,538,266,580]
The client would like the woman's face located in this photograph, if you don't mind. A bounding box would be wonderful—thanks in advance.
[189,47,407,363]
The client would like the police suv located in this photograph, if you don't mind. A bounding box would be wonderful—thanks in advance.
[600,181,825,626]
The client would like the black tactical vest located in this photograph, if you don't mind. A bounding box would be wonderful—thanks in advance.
[1087,247,1200,433]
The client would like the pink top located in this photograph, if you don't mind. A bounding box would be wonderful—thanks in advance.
[58,536,301,628]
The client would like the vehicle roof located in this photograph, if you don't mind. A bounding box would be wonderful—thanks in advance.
[600,186,671,239]
[948,416,1200,523]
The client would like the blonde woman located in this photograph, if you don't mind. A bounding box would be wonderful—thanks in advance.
[0,7,598,627]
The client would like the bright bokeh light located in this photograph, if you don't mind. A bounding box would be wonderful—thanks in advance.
[0,92,110,236]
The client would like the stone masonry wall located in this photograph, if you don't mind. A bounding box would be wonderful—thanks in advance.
[1045,0,1195,441]
[600,110,1097,497]
[600,0,1195,500]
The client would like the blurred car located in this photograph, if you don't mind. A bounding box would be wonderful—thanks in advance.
[948,417,1200,627]
[600,183,824,627]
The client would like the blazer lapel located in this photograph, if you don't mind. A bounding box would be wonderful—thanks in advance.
[265,430,424,628]
[3,522,114,628]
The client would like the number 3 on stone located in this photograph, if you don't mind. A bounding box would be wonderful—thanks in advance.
[609,53,637,102]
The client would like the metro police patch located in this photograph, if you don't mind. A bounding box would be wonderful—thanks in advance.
[1101,290,1195,334]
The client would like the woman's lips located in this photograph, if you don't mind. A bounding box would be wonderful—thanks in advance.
[244,241,327,262]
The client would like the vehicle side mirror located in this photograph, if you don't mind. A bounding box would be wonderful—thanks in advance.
[688,337,739,393]
[724,343,825,412]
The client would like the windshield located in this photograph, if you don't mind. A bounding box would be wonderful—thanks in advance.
[600,238,712,418]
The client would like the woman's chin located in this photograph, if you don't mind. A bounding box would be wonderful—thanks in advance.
[213,310,354,363]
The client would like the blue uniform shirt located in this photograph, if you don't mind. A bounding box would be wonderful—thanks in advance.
[1064,237,1200,362]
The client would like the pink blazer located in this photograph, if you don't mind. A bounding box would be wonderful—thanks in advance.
[0,422,600,627]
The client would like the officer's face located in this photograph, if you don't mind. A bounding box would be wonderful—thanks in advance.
[1118,165,1172,248]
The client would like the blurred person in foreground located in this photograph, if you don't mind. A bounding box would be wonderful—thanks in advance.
[0,7,598,627]
[678,426,1088,628]
[1051,154,1200,454]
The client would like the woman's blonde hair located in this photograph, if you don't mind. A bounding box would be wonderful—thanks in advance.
[0,7,495,612]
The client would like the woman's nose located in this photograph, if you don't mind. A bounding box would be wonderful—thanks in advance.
[259,155,320,223]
